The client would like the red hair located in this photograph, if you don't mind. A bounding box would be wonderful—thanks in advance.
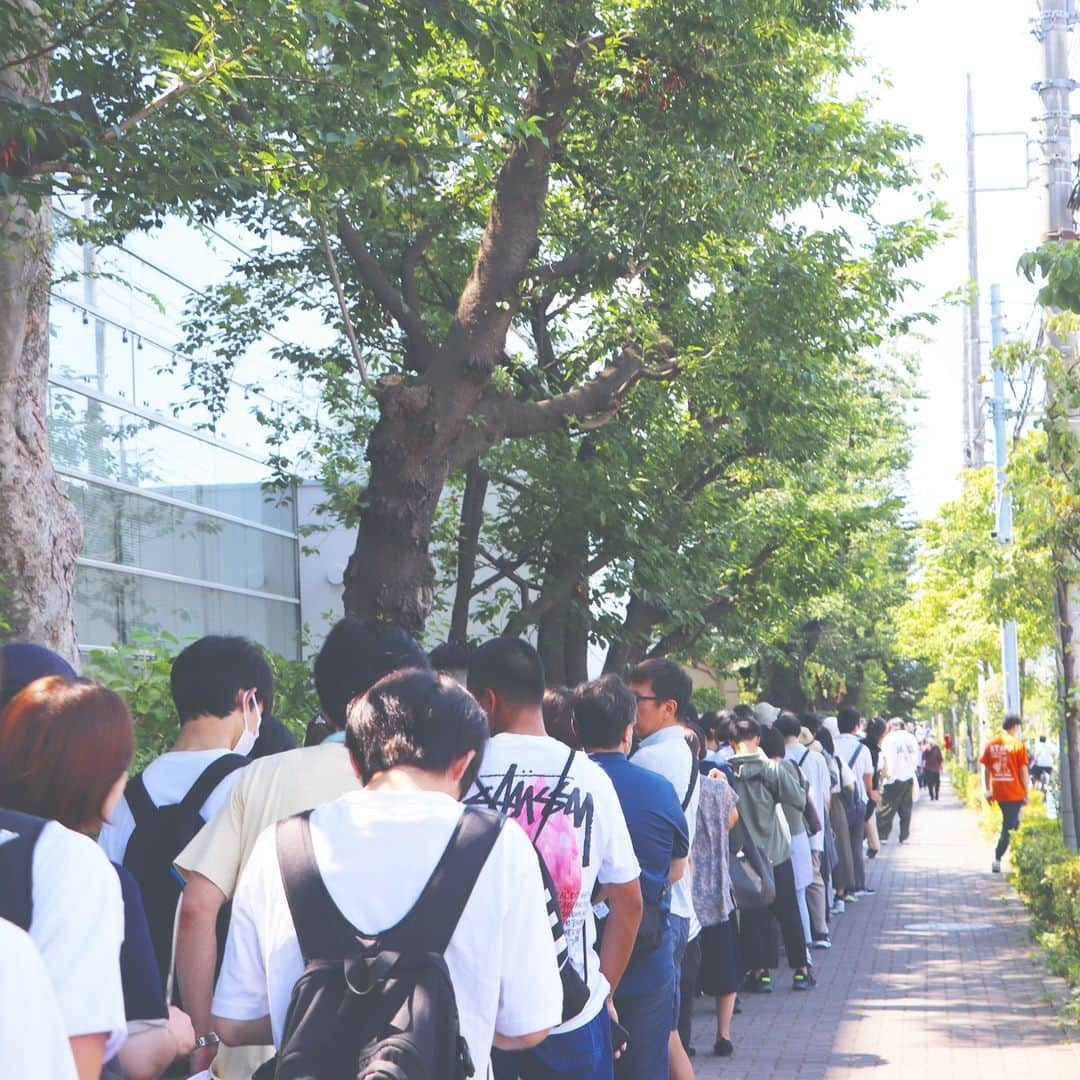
[0,676,134,831]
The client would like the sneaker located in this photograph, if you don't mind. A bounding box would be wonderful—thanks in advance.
[853,887,876,897]
[745,972,772,994]
[992,859,1002,873]
[792,970,817,991]
[811,936,832,949]
[830,899,846,914]
[843,892,859,902]
[733,996,742,1015]
[713,1037,734,1058]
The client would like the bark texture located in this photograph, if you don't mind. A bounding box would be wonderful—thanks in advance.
[0,18,83,663]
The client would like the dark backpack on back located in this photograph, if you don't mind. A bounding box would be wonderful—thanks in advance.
[122,754,247,986]
[0,807,47,931]
[273,806,505,1080]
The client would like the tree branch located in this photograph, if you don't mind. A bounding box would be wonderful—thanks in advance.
[318,219,376,396]
[401,219,442,316]
[0,0,124,75]
[336,207,435,368]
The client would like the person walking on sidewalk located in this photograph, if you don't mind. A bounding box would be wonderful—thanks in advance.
[980,714,1030,874]
[877,718,921,844]
[921,738,944,801]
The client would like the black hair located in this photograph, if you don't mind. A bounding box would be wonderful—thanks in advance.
[346,668,488,790]
[732,703,755,722]
[799,712,820,735]
[760,726,785,760]
[732,716,761,744]
[837,705,861,734]
[680,701,700,726]
[467,637,545,708]
[428,641,474,675]
[816,726,836,755]
[700,710,723,739]
[314,618,429,730]
[775,713,802,740]
[629,658,693,713]
[572,675,636,750]
[1004,713,1022,731]
[170,636,274,723]
[682,720,707,761]
[865,716,886,744]
[543,686,578,748]
[1039,734,1047,742]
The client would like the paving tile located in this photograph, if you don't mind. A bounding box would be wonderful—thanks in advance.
[688,779,1080,1078]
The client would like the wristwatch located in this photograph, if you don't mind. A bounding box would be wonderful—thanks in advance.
[193,1032,221,1050]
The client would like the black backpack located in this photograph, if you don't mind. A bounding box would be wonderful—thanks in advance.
[273,806,505,1080]
[0,807,47,930]
[122,753,247,986]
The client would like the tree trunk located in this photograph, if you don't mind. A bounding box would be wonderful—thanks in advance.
[604,593,664,675]
[1054,574,1080,849]
[0,15,83,664]
[448,459,488,644]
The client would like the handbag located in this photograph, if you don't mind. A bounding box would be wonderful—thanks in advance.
[728,820,776,910]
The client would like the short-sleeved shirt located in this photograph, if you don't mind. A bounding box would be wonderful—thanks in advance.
[880,730,921,784]
[114,865,168,1022]
[175,742,359,898]
[98,748,246,865]
[466,733,640,1033]
[0,919,77,1079]
[29,822,128,1060]
[785,743,832,853]
[1034,742,1055,769]
[213,789,563,1078]
[631,726,700,921]
[835,733,873,800]
[980,732,1029,802]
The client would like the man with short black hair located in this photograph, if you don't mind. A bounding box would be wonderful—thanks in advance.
[628,658,699,1079]
[834,706,875,898]
[213,669,562,1077]
[575,675,689,1080]
[981,713,1030,873]
[174,618,429,1078]
[467,638,642,1080]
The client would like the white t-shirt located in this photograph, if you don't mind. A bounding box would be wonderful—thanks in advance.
[835,734,873,801]
[0,919,78,1079]
[785,743,832,854]
[880,730,921,784]
[632,726,700,921]
[213,790,562,1078]
[99,748,244,864]
[1034,742,1055,769]
[27,822,127,1060]
[466,733,640,1032]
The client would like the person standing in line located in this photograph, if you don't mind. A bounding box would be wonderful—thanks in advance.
[727,717,815,992]
[981,714,1030,873]
[1031,735,1055,792]
[921,737,944,801]
[861,717,885,860]
[834,708,876,897]
[876,718,921,844]
[627,659,702,1079]
[778,715,832,948]
[468,638,642,1080]
[575,675,689,1080]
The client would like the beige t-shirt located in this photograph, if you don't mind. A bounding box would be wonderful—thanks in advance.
[174,741,359,1080]
[175,741,359,897]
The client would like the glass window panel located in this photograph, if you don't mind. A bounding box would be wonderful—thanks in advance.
[64,479,298,598]
[47,385,294,531]
[75,565,300,659]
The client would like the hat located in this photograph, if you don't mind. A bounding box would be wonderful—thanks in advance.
[798,727,815,747]
[820,715,840,738]
[0,643,76,711]
[753,701,780,727]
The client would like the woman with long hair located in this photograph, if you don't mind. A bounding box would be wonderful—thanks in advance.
[0,676,195,1080]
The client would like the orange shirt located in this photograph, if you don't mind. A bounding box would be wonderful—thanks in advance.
[980,732,1028,802]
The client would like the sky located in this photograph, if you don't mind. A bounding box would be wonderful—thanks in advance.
[851,0,1053,520]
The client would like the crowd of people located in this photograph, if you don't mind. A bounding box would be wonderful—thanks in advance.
[0,622,945,1080]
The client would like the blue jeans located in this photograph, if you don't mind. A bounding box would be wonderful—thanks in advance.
[669,913,690,1029]
[491,1004,614,1080]
[614,973,674,1080]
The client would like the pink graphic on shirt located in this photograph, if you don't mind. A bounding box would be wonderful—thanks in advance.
[514,779,582,923]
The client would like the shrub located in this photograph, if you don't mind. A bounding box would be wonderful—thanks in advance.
[84,630,316,771]
[1011,815,1071,930]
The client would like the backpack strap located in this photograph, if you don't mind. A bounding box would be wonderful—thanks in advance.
[390,807,505,956]
[125,772,156,826]
[179,754,247,818]
[798,749,810,768]
[847,746,862,770]
[0,808,47,931]
[681,753,699,812]
[276,811,359,962]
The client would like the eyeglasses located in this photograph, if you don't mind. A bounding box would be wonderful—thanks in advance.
[633,694,664,704]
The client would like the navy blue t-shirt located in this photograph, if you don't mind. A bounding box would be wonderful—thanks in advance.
[590,751,689,992]
[113,864,168,1021]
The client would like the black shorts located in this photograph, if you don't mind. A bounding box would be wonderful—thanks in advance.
[699,918,741,997]
[1031,765,1053,780]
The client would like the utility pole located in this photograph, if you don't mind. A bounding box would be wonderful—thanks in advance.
[990,284,1021,716]
[1035,0,1080,848]
[965,75,986,470]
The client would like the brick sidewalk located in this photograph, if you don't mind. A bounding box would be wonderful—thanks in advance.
[690,778,1080,1079]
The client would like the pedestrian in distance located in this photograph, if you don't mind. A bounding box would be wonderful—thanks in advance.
[981,713,1030,873]
[1031,734,1055,792]
[921,737,944,801]
[877,718,921,844]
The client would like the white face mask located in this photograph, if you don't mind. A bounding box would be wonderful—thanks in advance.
[234,692,262,756]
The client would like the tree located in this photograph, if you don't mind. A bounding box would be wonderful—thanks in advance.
[0,1,83,660]
[0,0,936,641]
